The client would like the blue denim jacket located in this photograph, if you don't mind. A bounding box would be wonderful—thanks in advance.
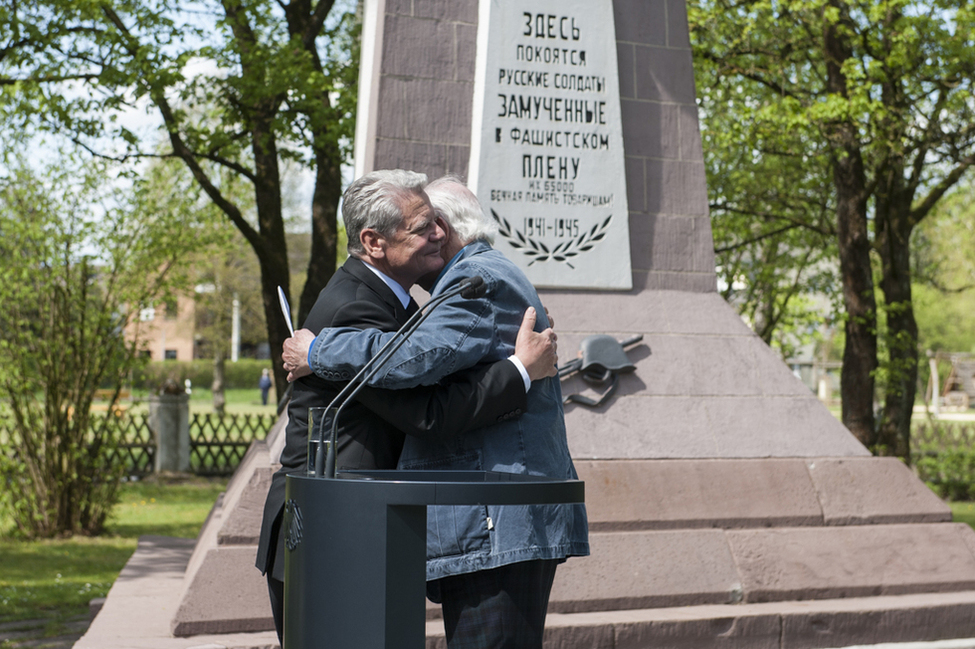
[309,241,589,580]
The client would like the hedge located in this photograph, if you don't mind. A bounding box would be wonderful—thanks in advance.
[912,422,975,500]
[130,359,273,392]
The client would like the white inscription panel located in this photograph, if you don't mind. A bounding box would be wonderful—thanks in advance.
[469,0,632,289]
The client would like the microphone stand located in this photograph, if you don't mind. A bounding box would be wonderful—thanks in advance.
[314,276,485,479]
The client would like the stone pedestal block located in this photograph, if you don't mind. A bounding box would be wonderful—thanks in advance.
[149,393,190,473]
[170,439,279,637]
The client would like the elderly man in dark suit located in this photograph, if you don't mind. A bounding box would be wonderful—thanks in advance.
[257,170,558,644]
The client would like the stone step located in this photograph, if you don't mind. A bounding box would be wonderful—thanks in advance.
[575,458,950,531]
[82,528,975,649]
[549,523,975,614]
[425,591,975,649]
[423,521,975,620]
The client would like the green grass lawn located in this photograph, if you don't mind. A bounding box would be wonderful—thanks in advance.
[0,477,226,628]
[120,387,279,416]
[950,501,975,529]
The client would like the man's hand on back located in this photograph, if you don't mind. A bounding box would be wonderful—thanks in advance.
[282,329,316,382]
[515,307,558,381]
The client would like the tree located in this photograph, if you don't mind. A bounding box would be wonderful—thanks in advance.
[703,77,840,359]
[913,183,975,313]
[690,0,975,460]
[194,228,268,415]
[0,154,214,538]
[912,184,975,390]
[141,158,269,413]
[0,0,360,397]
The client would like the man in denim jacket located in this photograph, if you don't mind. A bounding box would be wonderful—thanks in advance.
[285,177,589,648]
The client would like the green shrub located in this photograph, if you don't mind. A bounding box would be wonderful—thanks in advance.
[912,422,975,500]
[131,359,272,392]
[0,160,212,539]
[915,449,975,501]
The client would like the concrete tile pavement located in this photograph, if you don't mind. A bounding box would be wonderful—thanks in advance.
[72,536,277,649]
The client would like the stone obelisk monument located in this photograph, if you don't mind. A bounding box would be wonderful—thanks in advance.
[75,2,975,648]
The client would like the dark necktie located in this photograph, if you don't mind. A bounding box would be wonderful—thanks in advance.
[405,297,420,320]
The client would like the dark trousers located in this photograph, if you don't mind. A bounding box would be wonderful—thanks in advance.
[435,559,559,649]
[267,574,284,647]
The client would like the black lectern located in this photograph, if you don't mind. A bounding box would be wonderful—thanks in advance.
[283,470,584,649]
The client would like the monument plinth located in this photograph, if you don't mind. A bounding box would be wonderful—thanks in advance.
[355,0,975,646]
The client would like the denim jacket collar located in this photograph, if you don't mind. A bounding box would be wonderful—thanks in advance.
[430,240,490,292]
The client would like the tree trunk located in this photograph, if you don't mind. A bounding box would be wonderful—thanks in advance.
[824,1,877,447]
[878,4,921,462]
[871,6,914,462]
[250,117,294,403]
[213,350,226,418]
[836,188,877,447]
[215,0,296,400]
[297,148,342,325]
[289,2,344,325]
[259,253,293,401]
[876,227,917,461]
[874,167,917,461]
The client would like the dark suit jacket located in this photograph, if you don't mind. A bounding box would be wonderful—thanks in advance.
[256,257,527,580]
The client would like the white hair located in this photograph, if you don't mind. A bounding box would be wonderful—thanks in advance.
[424,176,497,245]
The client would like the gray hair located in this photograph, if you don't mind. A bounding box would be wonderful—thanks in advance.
[425,176,497,245]
[343,169,429,257]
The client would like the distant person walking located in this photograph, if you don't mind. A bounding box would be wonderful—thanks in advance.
[258,369,272,406]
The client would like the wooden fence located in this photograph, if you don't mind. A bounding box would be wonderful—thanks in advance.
[0,412,277,477]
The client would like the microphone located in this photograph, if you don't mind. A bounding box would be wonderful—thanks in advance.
[460,276,486,299]
[314,275,488,478]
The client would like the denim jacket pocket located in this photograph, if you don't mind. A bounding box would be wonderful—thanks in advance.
[401,450,491,559]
